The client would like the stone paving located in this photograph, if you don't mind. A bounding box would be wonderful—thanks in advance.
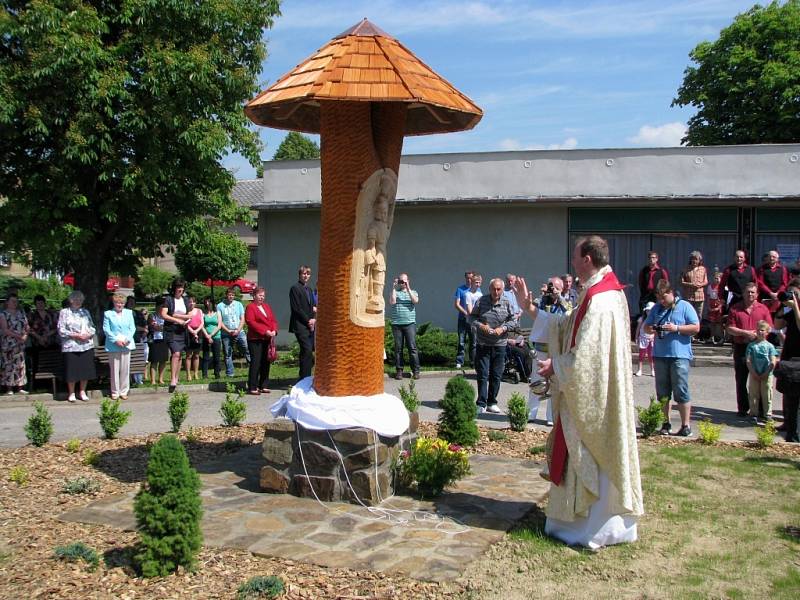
[59,444,549,582]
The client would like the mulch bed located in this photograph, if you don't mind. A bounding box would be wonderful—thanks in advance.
[2,422,798,599]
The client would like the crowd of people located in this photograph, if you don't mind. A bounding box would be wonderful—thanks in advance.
[0,280,280,400]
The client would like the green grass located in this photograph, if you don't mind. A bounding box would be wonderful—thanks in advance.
[466,443,800,599]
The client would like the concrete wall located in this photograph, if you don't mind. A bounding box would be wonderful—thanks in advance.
[259,204,567,344]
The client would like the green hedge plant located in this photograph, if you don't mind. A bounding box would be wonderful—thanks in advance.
[437,376,479,447]
[134,435,203,577]
[168,392,190,433]
[24,401,53,447]
[220,383,247,427]
[637,396,668,438]
[506,392,529,432]
[98,398,131,439]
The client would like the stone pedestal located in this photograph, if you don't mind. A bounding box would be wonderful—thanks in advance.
[260,411,419,505]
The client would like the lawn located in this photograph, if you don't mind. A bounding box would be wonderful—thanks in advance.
[460,441,800,599]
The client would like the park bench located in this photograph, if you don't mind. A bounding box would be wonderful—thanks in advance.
[29,344,147,395]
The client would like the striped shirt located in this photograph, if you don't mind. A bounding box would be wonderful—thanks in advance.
[390,289,417,325]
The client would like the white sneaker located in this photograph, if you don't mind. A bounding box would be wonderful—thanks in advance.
[5,390,14,395]
[455,363,463,369]
[67,394,76,403]
[486,404,502,414]
[476,405,486,415]
[634,370,642,377]
[546,420,554,426]
[79,392,90,402]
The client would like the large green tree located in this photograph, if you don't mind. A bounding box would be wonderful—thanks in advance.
[672,0,800,146]
[0,0,281,318]
[272,131,320,160]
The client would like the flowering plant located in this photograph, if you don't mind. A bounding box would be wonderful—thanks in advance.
[394,437,471,498]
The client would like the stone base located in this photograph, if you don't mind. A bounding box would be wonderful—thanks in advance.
[260,412,418,505]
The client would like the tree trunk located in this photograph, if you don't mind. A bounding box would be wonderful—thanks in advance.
[314,102,406,397]
[72,253,112,335]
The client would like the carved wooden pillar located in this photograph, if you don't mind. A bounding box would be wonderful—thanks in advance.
[314,101,406,396]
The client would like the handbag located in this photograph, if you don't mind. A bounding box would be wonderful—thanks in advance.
[775,359,800,395]
[267,336,277,363]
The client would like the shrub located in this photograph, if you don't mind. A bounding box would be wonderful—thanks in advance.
[237,575,286,599]
[9,465,29,486]
[134,435,203,577]
[637,396,668,438]
[98,398,131,439]
[24,401,53,447]
[398,378,420,413]
[186,281,212,303]
[82,449,100,466]
[507,392,529,432]
[698,419,723,445]
[62,476,100,495]
[394,437,471,498]
[185,427,199,444]
[16,275,71,309]
[220,383,247,427]
[276,342,299,367]
[135,265,174,299]
[487,429,508,442]
[384,321,458,366]
[755,420,777,448]
[437,376,480,447]
[65,438,81,453]
[53,542,99,571]
[168,392,190,433]
[528,444,546,455]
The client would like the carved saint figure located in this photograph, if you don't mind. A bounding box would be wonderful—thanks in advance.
[364,189,390,313]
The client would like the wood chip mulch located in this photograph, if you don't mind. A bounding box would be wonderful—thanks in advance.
[2,422,797,599]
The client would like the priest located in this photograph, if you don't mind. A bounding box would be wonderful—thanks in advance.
[515,235,643,548]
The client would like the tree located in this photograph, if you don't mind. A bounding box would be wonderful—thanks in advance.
[272,131,321,160]
[174,221,249,298]
[0,1,281,320]
[134,265,174,299]
[672,0,800,146]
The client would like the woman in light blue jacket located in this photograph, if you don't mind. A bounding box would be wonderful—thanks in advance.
[103,293,137,400]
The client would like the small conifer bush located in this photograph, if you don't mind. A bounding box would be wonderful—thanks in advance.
[237,575,286,599]
[98,397,131,439]
[185,426,199,444]
[24,401,53,447]
[168,392,190,433]
[507,392,530,432]
[637,396,668,438]
[437,376,480,447]
[220,383,247,427]
[755,420,777,448]
[698,419,723,445]
[134,435,203,577]
[82,449,100,466]
[53,542,99,571]
[487,429,508,442]
[398,378,420,413]
[65,438,81,453]
[9,465,29,486]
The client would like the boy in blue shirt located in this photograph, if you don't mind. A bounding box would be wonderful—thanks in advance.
[644,280,700,436]
[745,320,780,423]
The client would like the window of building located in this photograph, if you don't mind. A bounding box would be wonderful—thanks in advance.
[248,246,258,269]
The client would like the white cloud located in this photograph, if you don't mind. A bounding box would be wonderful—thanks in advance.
[497,137,578,151]
[627,122,686,146]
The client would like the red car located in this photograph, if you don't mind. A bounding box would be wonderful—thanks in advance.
[63,273,120,292]
[203,278,257,295]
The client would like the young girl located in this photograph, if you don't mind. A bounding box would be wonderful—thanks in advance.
[184,294,204,381]
[635,302,655,377]
[707,270,725,345]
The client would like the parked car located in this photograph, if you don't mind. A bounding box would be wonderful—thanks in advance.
[203,278,257,295]
[63,273,120,292]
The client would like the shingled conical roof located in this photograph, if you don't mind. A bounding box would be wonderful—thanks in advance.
[245,18,482,136]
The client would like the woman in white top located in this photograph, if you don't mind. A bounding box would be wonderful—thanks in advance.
[57,290,96,402]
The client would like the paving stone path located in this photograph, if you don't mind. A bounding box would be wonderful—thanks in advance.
[60,444,549,581]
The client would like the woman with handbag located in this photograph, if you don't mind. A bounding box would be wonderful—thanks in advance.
[244,286,278,395]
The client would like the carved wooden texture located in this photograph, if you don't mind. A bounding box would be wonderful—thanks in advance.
[315,101,406,396]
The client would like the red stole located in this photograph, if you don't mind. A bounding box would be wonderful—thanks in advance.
[551,270,625,486]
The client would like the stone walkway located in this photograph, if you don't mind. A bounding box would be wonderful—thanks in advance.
[60,445,549,581]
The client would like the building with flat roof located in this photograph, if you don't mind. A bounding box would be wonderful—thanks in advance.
[253,144,800,341]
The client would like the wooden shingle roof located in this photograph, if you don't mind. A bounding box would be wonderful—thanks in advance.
[245,18,482,136]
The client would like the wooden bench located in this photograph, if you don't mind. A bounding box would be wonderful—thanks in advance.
[94,344,148,382]
[29,344,147,394]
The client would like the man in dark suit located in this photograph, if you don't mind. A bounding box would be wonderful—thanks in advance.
[289,265,317,379]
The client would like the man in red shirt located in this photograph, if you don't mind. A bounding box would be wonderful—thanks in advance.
[727,282,774,416]
[756,250,789,312]
[637,250,669,313]
[720,249,758,310]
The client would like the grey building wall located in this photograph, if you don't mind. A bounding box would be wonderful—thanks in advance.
[260,204,567,344]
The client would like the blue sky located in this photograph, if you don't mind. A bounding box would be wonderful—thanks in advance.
[224,0,759,179]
